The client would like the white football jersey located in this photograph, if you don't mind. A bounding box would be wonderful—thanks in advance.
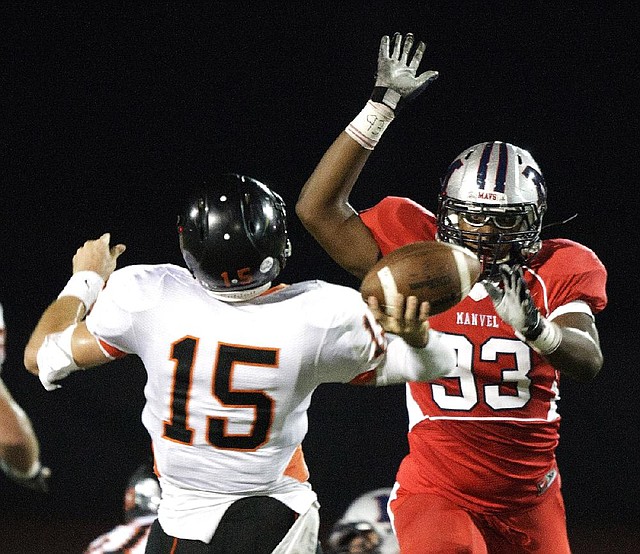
[85,264,388,540]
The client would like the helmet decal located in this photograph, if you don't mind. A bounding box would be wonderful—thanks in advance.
[440,158,462,195]
[477,142,494,190]
[260,257,275,273]
[523,164,546,202]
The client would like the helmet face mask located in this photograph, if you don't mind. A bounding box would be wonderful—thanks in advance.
[177,174,291,300]
[326,521,382,553]
[436,141,547,279]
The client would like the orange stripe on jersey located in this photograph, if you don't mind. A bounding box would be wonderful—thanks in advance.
[261,283,289,296]
[151,446,161,480]
[99,339,127,359]
[283,445,310,483]
[349,369,377,386]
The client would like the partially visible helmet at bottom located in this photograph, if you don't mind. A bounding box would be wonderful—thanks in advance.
[123,463,161,523]
[437,141,547,278]
[326,521,382,553]
[177,173,291,302]
[326,488,399,554]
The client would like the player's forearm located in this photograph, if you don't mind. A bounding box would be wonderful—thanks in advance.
[0,383,39,474]
[297,132,381,278]
[25,268,106,375]
[0,430,39,476]
[24,296,86,374]
[296,132,370,230]
[375,330,456,386]
[545,325,603,382]
[0,389,49,491]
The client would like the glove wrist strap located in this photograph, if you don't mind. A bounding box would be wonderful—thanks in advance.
[370,86,403,112]
[527,319,562,355]
[0,458,41,480]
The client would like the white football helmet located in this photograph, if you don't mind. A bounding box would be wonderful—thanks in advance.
[437,141,547,277]
[123,463,161,522]
[326,488,399,553]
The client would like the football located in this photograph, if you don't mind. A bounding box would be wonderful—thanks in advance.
[360,241,482,316]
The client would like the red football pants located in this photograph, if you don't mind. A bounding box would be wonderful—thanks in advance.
[390,485,571,553]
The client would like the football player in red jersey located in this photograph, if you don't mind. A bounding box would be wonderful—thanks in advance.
[24,174,457,554]
[297,33,607,553]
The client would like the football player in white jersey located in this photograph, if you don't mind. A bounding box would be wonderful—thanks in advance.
[24,174,456,554]
[0,302,50,492]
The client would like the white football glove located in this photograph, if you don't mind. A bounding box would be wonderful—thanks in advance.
[371,33,439,112]
[484,265,561,355]
[484,265,543,340]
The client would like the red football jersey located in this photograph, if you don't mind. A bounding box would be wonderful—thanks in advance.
[360,197,607,512]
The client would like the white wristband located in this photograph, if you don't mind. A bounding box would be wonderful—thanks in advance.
[345,100,395,150]
[0,458,41,480]
[527,319,562,355]
[58,271,105,311]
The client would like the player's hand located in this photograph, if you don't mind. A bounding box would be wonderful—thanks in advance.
[0,460,51,493]
[371,33,439,112]
[71,233,126,282]
[484,265,544,340]
[367,293,431,348]
[18,464,51,493]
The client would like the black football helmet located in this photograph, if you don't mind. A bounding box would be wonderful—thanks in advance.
[123,463,161,522]
[437,141,547,278]
[177,174,291,300]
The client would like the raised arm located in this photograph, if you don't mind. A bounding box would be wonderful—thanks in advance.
[24,234,126,389]
[296,33,439,280]
[296,134,377,279]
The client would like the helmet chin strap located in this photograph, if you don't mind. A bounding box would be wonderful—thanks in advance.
[203,281,272,302]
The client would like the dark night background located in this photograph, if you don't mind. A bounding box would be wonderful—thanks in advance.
[1,2,638,552]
